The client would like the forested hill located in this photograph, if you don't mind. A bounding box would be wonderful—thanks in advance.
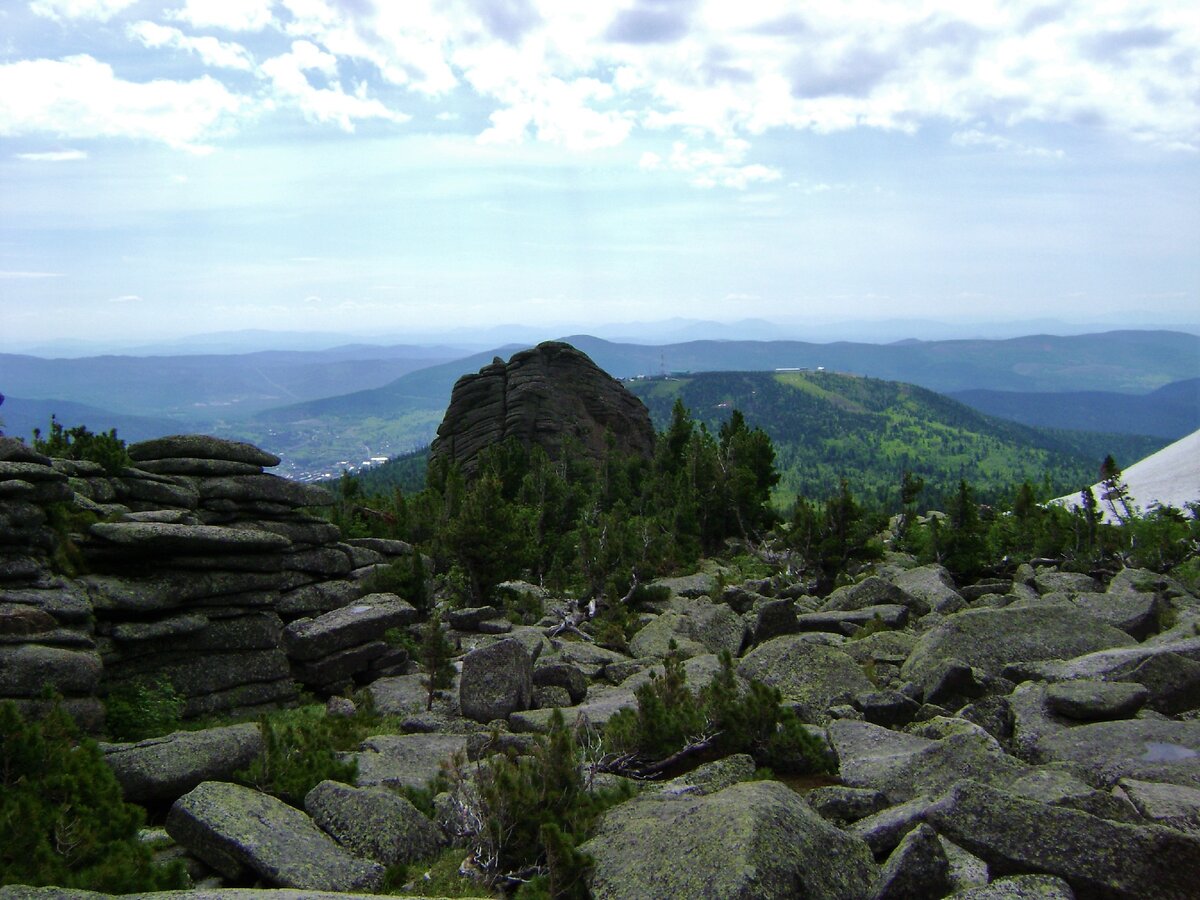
[625,371,1165,508]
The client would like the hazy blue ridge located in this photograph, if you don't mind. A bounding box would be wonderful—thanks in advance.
[950,378,1200,440]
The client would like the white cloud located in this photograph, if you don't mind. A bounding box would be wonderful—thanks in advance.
[210,0,1182,182]
[0,55,246,152]
[952,128,1065,159]
[643,138,781,189]
[29,0,135,22]
[0,270,64,278]
[172,0,275,32]
[128,21,255,71]
[107,294,142,303]
[259,40,407,131]
[15,149,87,161]
[17,0,1200,168]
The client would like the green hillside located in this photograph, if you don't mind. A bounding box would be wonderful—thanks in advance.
[625,371,1166,508]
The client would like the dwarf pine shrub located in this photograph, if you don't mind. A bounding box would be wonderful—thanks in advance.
[0,701,187,892]
[236,706,360,807]
[103,676,185,742]
[605,649,828,775]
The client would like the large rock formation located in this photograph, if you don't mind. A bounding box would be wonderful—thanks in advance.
[429,341,656,477]
[0,433,423,725]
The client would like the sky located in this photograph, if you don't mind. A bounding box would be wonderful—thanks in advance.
[1,0,1198,351]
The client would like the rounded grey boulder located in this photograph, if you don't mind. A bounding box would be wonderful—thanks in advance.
[458,638,533,724]
[583,779,877,900]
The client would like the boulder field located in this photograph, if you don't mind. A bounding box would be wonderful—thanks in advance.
[3,433,1200,898]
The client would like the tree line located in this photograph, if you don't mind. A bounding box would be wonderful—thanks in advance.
[337,402,1199,602]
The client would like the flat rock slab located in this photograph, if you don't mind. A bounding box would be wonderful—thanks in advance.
[85,572,287,612]
[902,603,1135,693]
[1072,588,1163,639]
[354,733,470,791]
[583,779,876,900]
[277,579,364,617]
[894,565,965,614]
[651,572,717,598]
[1044,680,1148,720]
[0,643,102,697]
[366,673,434,717]
[821,576,927,616]
[1118,777,1200,836]
[830,719,1028,805]
[89,522,291,555]
[129,435,281,466]
[1037,718,1200,789]
[101,723,263,804]
[953,875,1077,898]
[198,474,333,508]
[0,461,66,483]
[283,593,416,661]
[136,457,265,477]
[165,781,383,891]
[928,778,1200,899]
[628,600,745,659]
[795,604,910,635]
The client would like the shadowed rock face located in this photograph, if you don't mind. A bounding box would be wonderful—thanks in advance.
[430,341,656,477]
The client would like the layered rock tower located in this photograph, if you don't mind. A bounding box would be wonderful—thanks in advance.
[0,434,417,729]
[429,341,656,477]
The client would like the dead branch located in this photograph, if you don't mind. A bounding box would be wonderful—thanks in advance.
[592,730,723,780]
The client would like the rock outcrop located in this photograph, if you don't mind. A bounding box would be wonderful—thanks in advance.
[429,341,656,477]
[0,433,424,725]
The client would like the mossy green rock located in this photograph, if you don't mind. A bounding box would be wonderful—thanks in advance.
[582,779,876,900]
[88,523,291,555]
[101,723,263,804]
[901,603,1136,693]
[353,733,470,791]
[1037,718,1200,788]
[927,778,1200,899]
[165,781,383,891]
[830,719,1028,805]
[953,874,1076,898]
[738,635,872,724]
[128,435,281,467]
[304,779,445,865]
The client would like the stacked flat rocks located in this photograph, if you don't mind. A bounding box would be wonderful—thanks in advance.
[283,592,417,694]
[0,433,424,724]
[77,436,340,718]
[0,437,103,728]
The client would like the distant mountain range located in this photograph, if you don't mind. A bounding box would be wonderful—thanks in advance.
[949,378,1200,440]
[0,397,178,445]
[3,330,1197,480]
[0,345,461,421]
[9,317,1199,357]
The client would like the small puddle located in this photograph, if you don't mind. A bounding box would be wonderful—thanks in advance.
[1141,742,1198,762]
